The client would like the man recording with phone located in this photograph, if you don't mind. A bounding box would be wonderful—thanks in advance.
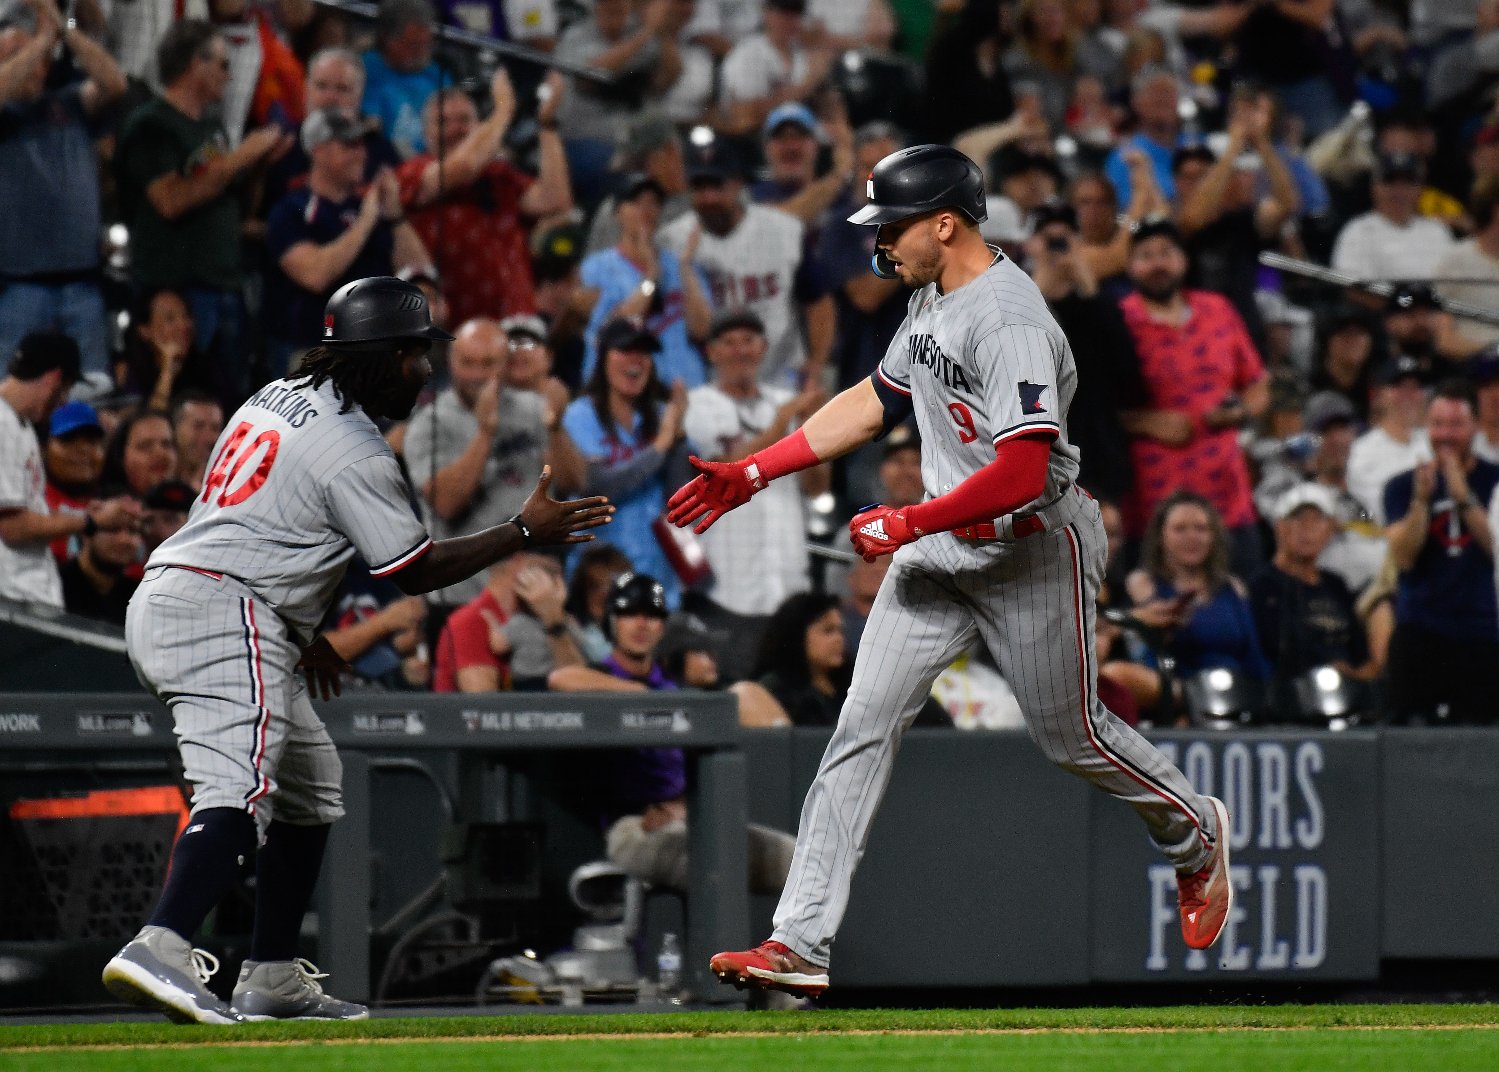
[1023,201,1146,506]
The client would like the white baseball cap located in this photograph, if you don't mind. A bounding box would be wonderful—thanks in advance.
[1274,483,1339,522]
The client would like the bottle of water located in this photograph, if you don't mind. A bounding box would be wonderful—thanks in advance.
[656,932,682,995]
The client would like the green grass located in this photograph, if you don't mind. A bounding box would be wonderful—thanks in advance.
[2,1005,1497,1072]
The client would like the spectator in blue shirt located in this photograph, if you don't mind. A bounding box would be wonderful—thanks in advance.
[561,318,692,607]
[1382,381,1499,724]
[0,0,126,377]
[263,109,431,371]
[1104,65,1186,207]
[578,173,712,390]
[361,0,446,157]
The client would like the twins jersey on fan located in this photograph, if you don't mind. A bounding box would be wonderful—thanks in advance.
[147,377,431,639]
[876,252,1081,563]
[659,205,807,387]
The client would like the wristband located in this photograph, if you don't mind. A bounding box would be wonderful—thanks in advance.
[508,513,533,548]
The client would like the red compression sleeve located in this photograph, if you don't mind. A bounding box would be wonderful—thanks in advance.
[904,433,1054,534]
[747,428,821,484]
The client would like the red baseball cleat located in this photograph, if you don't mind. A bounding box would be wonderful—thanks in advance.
[709,940,829,997]
[1178,796,1233,951]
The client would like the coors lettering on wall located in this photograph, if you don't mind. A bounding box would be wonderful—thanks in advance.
[1089,732,1381,981]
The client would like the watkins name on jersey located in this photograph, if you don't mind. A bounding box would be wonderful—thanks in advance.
[245,381,320,428]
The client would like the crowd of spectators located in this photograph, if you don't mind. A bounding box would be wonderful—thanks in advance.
[4,0,1499,732]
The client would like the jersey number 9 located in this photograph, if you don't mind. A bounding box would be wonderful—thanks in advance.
[947,402,978,444]
[202,421,281,508]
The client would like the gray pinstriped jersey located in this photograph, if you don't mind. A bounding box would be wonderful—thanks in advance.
[147,377,431,639]
[875,254,1081,568]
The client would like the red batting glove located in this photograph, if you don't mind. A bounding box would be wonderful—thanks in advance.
[849,504,919,562]
[666,455,765,534]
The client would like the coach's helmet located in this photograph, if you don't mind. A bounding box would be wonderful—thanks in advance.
[847,144,987,227]
[602,572,669,641]
[321,276,454,349]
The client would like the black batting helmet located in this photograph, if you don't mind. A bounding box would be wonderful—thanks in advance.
[847,144,987,227]
[321,276,455,349]
[602,571,669,641]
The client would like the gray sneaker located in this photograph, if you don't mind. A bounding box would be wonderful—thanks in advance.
[102,926,244,1024]
[231,959,369,1020]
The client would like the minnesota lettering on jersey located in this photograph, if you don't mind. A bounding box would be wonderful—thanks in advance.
[246,382,320,428]
[907,334,973,395]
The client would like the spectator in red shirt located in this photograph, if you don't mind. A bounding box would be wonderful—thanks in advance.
[1118,218,1270,579]
[433,550,583,692]
[397,67,573,328]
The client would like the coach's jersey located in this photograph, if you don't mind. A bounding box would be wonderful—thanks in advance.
[876,253,1081,559]
[148,377,431,639]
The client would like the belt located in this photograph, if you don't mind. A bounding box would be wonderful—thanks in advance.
[952,515,1046,541]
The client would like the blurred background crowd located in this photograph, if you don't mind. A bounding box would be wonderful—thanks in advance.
[4,0,1499,732]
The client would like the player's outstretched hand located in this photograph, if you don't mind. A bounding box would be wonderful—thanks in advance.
[519,466,614,546]
[297,635,353,701]
[666,455,758,534]
[849,503,917,562]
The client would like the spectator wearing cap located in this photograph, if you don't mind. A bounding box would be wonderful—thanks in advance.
[170,389,225,491]
[1103,66,1186,207]
[500,314,572,429]
[263,47,403,210]
[0,333,140,608]
[875,424,923,509]
[1434,177,1499,353]
[0,0,125,378]
[1331,152,1456,284]
[1370,110,1465,230]
[1249,484,1374,717]
[115,21,294,405]
[1386,381,1499,725]
[263,109,430,371]
[405,318,569,613]
[553,0,685,207]
[562,319,692,608]
[360,0,445,157]
[1347,354,1433,525]
[1117,219,1270,578]
[717,0,835,137]
[140,478,195,557]
[981,144,1064,253]
[660,139,834,389]
[1310,305,1378,423]
[1025,199,1146,505]
[579,173,713,390]
[682,310,827,663]
[530,224,588,390]
[584,114,690,256]
[1298,391,1388,594]
[396,69,573,329]
[1171,93,1301,351]
[42,401,106,565]
[59,503,144,625]
[1382,283,1450,373]
[748,102,857,230]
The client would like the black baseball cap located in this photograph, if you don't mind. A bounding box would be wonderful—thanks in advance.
[1374,151,1425,183]
[1321,303,1374,336]
[1032,198,1078,232]
[707,309,765,342]
[1468,343,1499,385]
[598,317,661,354]
[143,479,196,512]
[881,423,920,459]
[1171,144,1218,172]
[1385,282,1442,314]
[615,171,666,202]
[1371,354,1433,387]
[1130,215,1184,249]
[1301,391,1357,433]
[684,140,743,184]
[996,144,1063,184]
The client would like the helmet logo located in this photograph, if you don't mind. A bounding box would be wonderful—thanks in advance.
[867,173,875,200]
[324,314,335,337]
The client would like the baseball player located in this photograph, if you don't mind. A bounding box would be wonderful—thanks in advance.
[102,277,612,1024]
[668,146,1233,997]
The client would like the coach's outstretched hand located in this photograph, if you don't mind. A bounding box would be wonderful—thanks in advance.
[519,466,615,545]
[667,455,759,534]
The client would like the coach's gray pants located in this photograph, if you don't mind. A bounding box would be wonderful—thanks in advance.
[771,496,1218,968]
[127,566,344,839]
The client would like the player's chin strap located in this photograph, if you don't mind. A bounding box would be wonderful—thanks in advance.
[870,243,1005,280]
